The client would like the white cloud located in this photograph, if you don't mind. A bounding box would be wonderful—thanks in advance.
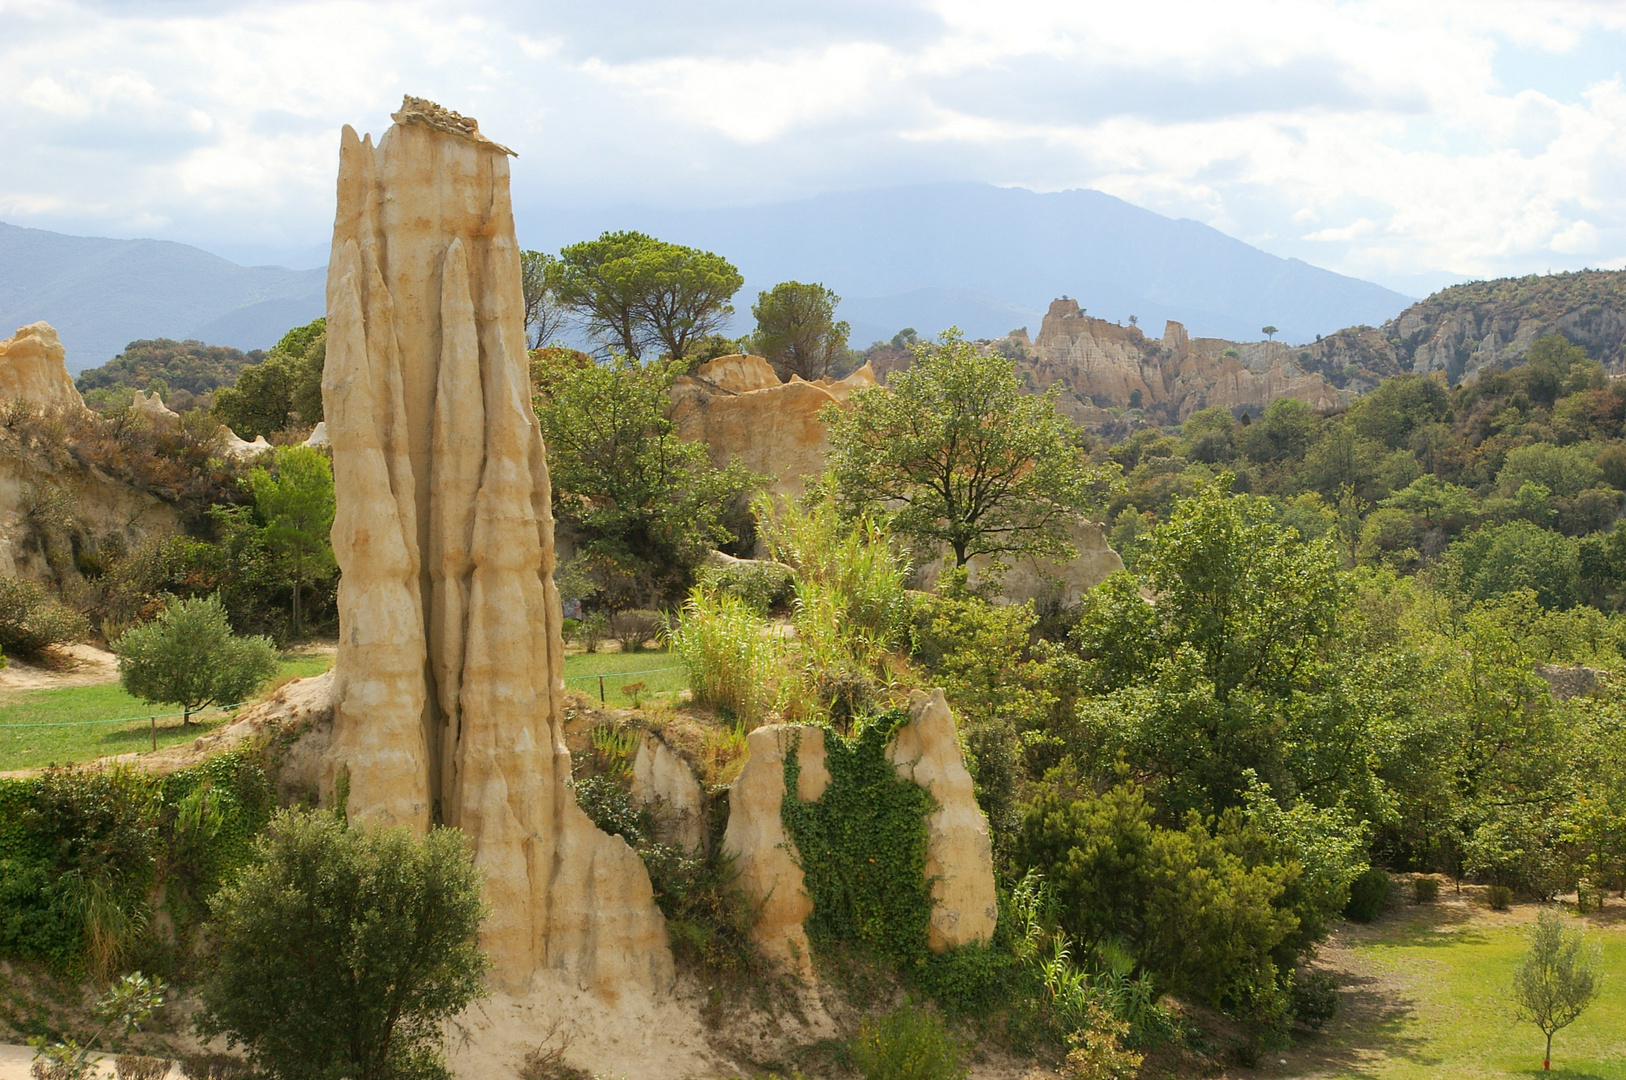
[0,0,1622,279]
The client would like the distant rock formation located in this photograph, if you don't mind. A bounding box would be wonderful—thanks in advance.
[670,354,875,498]
[131,389,180,428]
[321,97,671,994]
[218,429,273,459]
[1015,298,1351,427]
[0,323,86,411]
[723,692,997,975]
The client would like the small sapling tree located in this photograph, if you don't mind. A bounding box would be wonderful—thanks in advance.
[1512,907,1601,1071]
[112,595,278,724]
[247,444,337,636]
[196,810,489,1080]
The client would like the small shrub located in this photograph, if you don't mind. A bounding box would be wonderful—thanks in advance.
[850,1003,966,1080]
[1487,884,1515,911]
[0,576,89,659]
[1060,1000,1143,1080]
[667,588,779,722]
[580,612,608,653]
[1289,969,1339,1030]
[1577,881,1606,913]
[176,1054,254,1080]
[115,1056,174,1080]
[1413,877,1440,905]
[112,595,279,722]
[698,558,795,613]
[1344,867,1390,923]
[560,617,581,645]
[607,608,663,652]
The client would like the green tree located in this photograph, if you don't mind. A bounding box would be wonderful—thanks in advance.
[519,250,568,348]
[1261,325,1277,341]
[1236,396,1317,464]
[196,810,489,1080]
[1512,907,1601,1071]
[533,353,757,608]
[247,445,337,636]
[212,319,326,437]
[825,330,1113,566]
[551,231,742,361]
[112,595,278,723]
[751,281,851,381]
[1442,521,1579,609]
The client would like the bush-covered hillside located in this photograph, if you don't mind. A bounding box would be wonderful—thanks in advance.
[76,338,266,404]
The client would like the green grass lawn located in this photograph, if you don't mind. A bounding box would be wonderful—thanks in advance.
[562,648,687,705]
[1282,899,1626,1080]
[0,652,334,772]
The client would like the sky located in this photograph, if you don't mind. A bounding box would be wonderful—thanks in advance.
[2,0,1625,294]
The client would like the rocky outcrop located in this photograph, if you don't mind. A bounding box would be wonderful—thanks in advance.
[1022,298,1351,426]
[722,724,829,978]
[887,690,998,951]
[321,97,671,994]
[671,356,874,498]
[723,696,997,975]
[218,430,273,459]
[0,323,85,411]
[630,731,707,853]
[131,389,181,428]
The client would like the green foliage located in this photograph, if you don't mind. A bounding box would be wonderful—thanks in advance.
[667,588,780,723]
[1343,868,1389,922]
[211,319,325,438]
[0,750,273,975]
[112,595,279,721]
[782,714,935,966]
[520,249,568,348]
[1413,877,1440,904]
[533,352,757,608]
[28,971,167,1080]
[1511,907,1601,1069]
[551,231,743,361]
[826,330,1115,566]
[246,445,336,635]
[751,281,851,381]
[849,1003,966,1080]
[77,339,262,399]
[696,558,794,614]
[1059,1001,1143,1080]
[0,576,88,658]
[196,810,490,1080]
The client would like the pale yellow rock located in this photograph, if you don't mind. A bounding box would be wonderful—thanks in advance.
[218,429,273,459]
[0,323,84,411]
[131,389,180,428]
[722,724,828,976]
[630,731,707,853]
[888,689,998,951]
[671,360,875,498]
[322,98,672,994]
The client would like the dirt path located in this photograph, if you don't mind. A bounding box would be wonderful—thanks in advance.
[0,643,120,691]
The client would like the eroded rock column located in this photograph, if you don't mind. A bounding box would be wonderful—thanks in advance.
[322,97,672,994]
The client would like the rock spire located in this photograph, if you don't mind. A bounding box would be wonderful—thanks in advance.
[321,98,672,993]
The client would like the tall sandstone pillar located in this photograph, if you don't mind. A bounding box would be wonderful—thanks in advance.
[322,97,673,994]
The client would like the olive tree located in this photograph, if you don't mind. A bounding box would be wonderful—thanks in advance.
[824,330,1113,566]
[197,811,489,1080]
[1513,907,1601,1071]
[112,595,278,723]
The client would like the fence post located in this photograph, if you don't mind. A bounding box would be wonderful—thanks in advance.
[150,716,157,752]
[598,675,606,703]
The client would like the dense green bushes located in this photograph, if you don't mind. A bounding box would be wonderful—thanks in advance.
[0,750,273,975]
[0,575,89,658]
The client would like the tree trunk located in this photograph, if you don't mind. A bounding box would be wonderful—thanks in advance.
[1545,1030,1553,1070]
[293,580,302,638]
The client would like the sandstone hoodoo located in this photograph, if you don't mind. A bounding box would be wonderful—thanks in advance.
[320,96,671,993]
[0,322,87,412]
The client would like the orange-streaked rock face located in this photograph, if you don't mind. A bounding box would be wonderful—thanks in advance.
[321,97,672,995]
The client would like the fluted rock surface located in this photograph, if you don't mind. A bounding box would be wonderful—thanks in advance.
[321,97,672,994]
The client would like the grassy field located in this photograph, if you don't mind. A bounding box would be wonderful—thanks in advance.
[0,652,334,772]
[0,649,685,772]
[562,647,687,705]
[1260,893,1626,1080]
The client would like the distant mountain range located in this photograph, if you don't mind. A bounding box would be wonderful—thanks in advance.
[0,222,324,372]
[3,183,1418,371]
[521,182,1418,348]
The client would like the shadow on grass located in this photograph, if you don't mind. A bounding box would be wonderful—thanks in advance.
[88,716,227,755]
[1344,899,1491,950]
[1280,968,1437,1077]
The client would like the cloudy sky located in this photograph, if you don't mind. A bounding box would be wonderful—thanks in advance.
[2,0,1624,292]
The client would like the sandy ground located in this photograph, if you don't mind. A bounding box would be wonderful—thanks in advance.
[0,1041,122,1078]
[0,643,120,691]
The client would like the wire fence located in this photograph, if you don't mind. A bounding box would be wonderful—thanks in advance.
[0,665,690,731]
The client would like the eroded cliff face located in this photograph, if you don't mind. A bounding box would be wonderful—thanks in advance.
[321,97,671,994]
[1023,299,1351,426]
[670,354,875,498]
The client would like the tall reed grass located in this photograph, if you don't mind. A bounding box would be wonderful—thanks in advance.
[667,588,780,723]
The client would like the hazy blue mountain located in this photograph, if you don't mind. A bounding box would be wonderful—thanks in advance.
[519,182,1416,347]
[0,222,324,371]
